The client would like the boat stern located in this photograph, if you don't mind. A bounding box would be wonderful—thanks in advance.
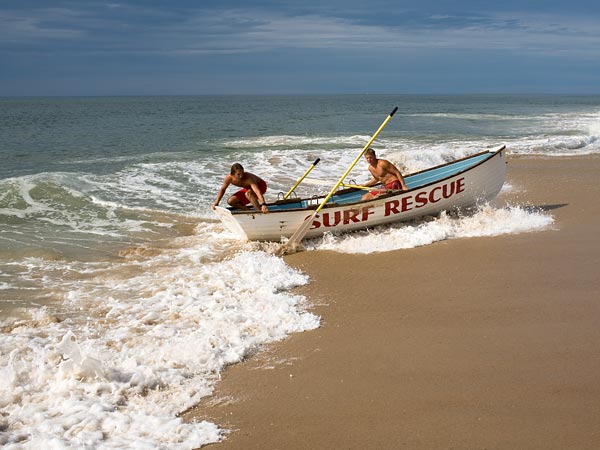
[213,206,249,240]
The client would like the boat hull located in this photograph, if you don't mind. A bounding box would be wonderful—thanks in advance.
[214,147,506,242]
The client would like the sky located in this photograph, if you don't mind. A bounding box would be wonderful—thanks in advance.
[1,0,600,96]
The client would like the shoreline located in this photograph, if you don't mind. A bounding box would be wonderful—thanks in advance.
[186,155,600,450]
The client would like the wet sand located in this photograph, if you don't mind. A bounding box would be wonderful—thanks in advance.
[187,156,600,450]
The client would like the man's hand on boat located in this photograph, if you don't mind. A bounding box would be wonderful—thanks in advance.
[211,202,269,213]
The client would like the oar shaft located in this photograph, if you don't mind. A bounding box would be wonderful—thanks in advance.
[284,107,398,251]
[314,106,397,214]
[283,158,320,199]
[341,183,372,190]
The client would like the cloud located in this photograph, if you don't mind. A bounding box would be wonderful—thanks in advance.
[1,4,599,59]
[171,9,600,58]
[1,2,598,95]
[0,8,84,41]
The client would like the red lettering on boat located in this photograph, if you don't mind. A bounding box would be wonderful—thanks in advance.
[307,214,321,230]
[415,191,428,208]
[343,209,360,224]
[429,186,442,203]
[384,200,400,216]
[323,210,342,227]
[361,206,375,222]
[442,180,456,198]
[311,176,467,229]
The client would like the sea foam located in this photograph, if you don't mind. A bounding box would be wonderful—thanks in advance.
[305,204,554,254]
[0,247,319,449]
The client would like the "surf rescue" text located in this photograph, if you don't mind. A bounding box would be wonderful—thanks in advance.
[309,177,466,229]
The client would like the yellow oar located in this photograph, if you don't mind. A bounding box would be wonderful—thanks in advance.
[340,183,373,191]
[282,106,398,252]
[302,179,375,191]
[283,158,320,199]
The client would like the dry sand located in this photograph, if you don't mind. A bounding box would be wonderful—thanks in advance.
[187,156,600,450]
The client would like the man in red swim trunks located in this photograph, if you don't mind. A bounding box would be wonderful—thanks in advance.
[360,148,408,200]
[212,163,269,213]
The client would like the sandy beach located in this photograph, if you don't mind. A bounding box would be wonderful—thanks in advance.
[186,155,600,450]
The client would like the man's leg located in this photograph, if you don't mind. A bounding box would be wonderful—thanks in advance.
[228,192,250,210]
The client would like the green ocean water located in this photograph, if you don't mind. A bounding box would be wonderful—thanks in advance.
[1,94,599,310]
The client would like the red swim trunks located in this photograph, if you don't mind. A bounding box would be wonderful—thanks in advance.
[232,179,268,205]
[369,180,401,196]
[385,180,401,190]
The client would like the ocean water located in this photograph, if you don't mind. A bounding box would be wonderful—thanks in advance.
[1,94,599,448]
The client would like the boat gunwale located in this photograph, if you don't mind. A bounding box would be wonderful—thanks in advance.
[228,146,506,215]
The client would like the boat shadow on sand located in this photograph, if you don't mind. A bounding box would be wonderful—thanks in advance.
[524,203,568,213]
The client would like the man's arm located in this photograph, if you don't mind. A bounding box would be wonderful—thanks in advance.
[248,180,269,213]
[362,177,380,187]
[212,177,230,209]
[361,166,381,187]
[249,182,265,204]
[385,161,408,190]
[395,168,408,190]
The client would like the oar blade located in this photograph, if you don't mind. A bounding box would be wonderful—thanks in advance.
[281,211,317,253]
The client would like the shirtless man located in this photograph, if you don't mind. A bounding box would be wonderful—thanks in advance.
[360,148,408,200]
[212,163,269,213]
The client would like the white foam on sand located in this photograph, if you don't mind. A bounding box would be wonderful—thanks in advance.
[304,204,554,254]
[0,244,319,449]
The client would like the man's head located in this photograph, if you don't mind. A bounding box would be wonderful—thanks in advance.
[230,163,244,174]
[230,163,244,181]
[365,148,377,165]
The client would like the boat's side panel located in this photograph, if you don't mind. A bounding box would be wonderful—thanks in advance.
[299,148,506,240]
[217,149,506,241]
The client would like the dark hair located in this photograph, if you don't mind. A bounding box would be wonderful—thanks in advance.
[365,148,376,157]
[230,163,244,174]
